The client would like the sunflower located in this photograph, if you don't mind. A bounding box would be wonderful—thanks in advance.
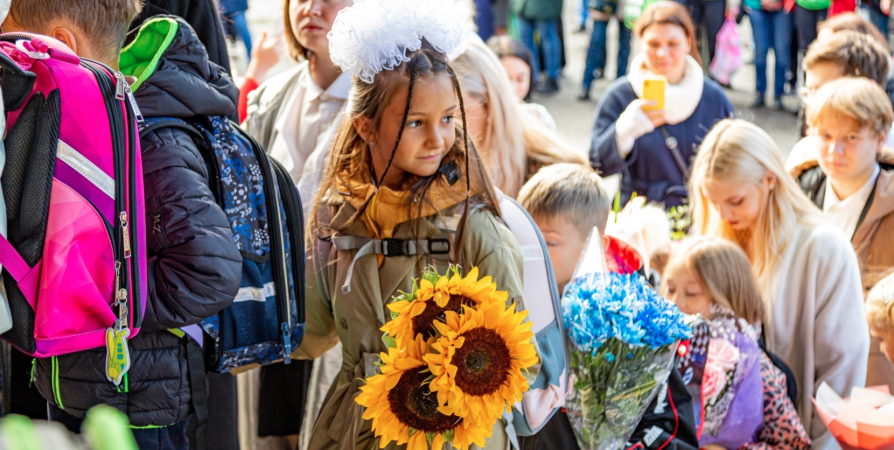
[381,267,508,349]
[424,300,539,426]
[355,334,491,450]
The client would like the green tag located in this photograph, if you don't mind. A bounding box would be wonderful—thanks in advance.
[105,327,131,386]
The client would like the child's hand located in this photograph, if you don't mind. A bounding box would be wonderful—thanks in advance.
[883,0,892,15]
[702,445,729,450]
[244,31,285,82]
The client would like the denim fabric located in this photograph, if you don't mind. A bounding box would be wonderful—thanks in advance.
[795,4,827,50]
[583,19,632,89]
[687,0,726,62]
[863,5,890,40]
[517,17,563,79]
[223,11,252,61]
[748,8,793,95]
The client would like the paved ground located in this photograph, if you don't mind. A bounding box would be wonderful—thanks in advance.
[236,0,802,192]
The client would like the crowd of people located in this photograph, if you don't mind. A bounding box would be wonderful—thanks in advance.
[0,0,893,450]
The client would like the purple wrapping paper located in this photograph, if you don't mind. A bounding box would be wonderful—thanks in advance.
[699,332,764,449]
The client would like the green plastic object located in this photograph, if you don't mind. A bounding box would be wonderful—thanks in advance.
[0,415,43,450]
[82,405,138,450]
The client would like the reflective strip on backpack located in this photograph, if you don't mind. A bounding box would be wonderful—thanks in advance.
[57,140,115,199]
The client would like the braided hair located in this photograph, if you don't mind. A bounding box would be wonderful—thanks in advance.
[311,39,501,271]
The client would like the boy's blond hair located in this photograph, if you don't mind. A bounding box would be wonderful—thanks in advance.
[867,272,894,331]
[9,0,143,63]
[667,237,764,325]
[806,76,894,139]
[803,31,890,87]
[518,164,610,237]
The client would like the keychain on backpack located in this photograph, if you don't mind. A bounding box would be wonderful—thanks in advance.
[105,262,131,386]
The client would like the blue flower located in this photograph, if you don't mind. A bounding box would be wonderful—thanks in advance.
[562,272,692,352]
[606,352,615,362]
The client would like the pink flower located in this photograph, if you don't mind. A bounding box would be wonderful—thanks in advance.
[702,338,739,405]
[708,337,739,371]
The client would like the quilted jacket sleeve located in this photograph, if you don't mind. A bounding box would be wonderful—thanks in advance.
[139,126,243,333]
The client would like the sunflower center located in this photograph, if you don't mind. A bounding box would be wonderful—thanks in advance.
[411,294,475,338]
[387,366,460,434]
[453,327,512,397]
[466,351,489,373]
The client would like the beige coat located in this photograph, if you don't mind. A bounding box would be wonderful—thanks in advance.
[294,195,540,450]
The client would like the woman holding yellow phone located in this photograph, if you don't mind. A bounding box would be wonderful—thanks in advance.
[589,1,734,209]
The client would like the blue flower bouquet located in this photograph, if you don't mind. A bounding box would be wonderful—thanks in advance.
[562,231,692,450]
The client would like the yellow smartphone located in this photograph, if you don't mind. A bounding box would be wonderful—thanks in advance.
[642,75,667,111]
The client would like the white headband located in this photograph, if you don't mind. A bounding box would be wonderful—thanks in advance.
[328,0,471,84]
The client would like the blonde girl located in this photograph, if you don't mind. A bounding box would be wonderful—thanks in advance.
[663,237,810,450]
[293,1,539,449]
[452,38,585,198]
[690,118,869,450]
[866,272,894,365]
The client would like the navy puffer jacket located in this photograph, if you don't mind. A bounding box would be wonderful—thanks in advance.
[33,17,242,427]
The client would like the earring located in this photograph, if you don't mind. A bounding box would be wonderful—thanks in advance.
[369,141,375,148]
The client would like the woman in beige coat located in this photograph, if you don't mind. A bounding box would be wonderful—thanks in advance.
[292,2,541,449]
[690,119,869,450]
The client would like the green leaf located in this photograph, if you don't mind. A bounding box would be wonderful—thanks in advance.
[408,427,418,438]
[613,191,621,223]
[382,334,397,349]
[425,432,436,446]
[443,429,455,443]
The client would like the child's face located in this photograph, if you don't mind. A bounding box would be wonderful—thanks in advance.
[289,0,353,56]
[803,61,845,101]
[368,74,457,188]
[814,115,883,190]
[662,261,713,319]
[868,320,894,364]
[535,215,589,292]
[500,55,531,101]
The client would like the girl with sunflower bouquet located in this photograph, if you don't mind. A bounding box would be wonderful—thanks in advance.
[288,0,542,449]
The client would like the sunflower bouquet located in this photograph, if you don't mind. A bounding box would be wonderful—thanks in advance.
[355,266,538,450]
[562,232,692,450]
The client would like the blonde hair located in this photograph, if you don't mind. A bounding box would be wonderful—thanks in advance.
[518,164,611,237]
[806,76,894,139]
[453,38,585,197]
[665,237,764,325]
[867,273,894,331]
[690,119,824,286]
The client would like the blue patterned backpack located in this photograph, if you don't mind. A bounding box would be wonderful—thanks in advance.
[139,116,304,373]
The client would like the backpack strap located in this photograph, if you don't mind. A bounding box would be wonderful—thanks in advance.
[332,236,452,294]
[137,117,204,141]
[0,234,40,305]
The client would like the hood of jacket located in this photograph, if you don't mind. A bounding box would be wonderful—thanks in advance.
[120,16,238,119]
[858,152,894,233]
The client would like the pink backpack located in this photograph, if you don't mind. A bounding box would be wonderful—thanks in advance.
[0,34,146,380]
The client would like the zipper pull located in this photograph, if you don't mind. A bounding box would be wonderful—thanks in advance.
[114,72,126,101]
[116,287,129,329]
[124,84,144,123]
[120,212,131,259]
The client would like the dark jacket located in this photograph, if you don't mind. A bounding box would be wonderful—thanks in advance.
[33,17,242,427]
[589,76,734,209]
[131,0,232,75]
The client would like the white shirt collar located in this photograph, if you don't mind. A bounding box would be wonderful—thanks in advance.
[823,163,880,239]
